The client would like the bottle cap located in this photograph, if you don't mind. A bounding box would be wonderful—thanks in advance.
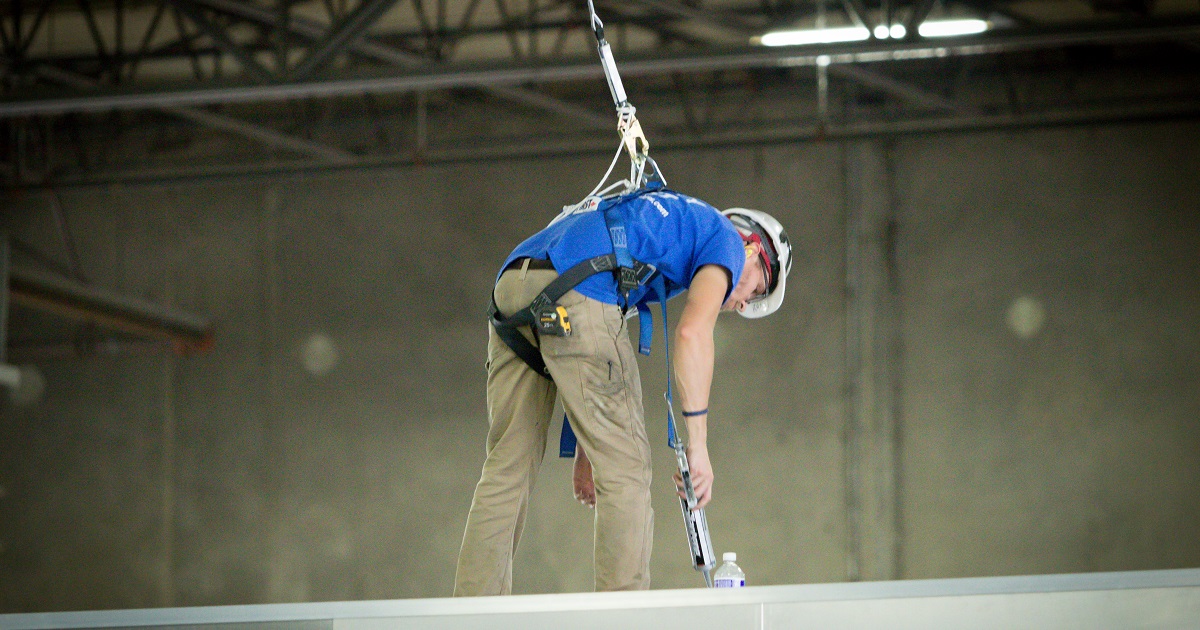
[723,552,737,562]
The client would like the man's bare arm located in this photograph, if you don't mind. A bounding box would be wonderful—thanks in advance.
[671,264,728,508]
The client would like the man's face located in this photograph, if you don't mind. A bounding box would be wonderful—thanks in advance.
[721,242,769,313]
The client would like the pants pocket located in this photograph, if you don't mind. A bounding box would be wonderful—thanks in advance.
[542,295,626,396]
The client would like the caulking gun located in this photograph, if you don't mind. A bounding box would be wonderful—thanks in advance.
[667,394,717,587]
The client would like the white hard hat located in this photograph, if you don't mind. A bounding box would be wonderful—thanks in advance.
[721,208,793,319]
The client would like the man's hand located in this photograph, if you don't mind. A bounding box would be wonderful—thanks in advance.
[674,442,713,510]
[573,446,596,508]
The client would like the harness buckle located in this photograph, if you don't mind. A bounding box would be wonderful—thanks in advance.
[528,293,552,315]
[618,266,641,294]
[634,261,658,284]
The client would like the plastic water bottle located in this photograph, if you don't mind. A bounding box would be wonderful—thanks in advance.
[713,552,745,588]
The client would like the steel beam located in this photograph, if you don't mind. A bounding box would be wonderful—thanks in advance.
[6,338,167,363]
[289,0,405,80]
[591,0,710,46]
[5,19,1198,118]
[15,0,53,59]
[160,105,358,162]
[903,0,938,38]
[36,97,1200,185]
[33,65,358,162]
[190,0,613,129]
[127,2,170,81]
[167,0,276,81]
[76,0,112,65]
[829,64,970,113]
[485,84,613,128]
[616,0,761,36]
[842,0,875,33]
[8,266,214,354]
[191,0,430,65]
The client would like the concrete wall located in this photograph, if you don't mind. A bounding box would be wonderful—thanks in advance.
[0,120,1197,612]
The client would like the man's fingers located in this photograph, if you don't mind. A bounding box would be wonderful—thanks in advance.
[689,476,711,509]
[674,474,714,509]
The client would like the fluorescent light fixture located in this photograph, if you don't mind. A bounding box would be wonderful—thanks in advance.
[918,19,990,37]
[760,26,870,47]
[872,23,907,40]
[759,18,988,47]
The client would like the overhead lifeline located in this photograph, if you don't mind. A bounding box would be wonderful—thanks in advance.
[498,0,718,589]
[576,0,666,201]
[582,0,718,588]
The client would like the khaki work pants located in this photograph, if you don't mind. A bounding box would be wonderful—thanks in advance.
[453,267,654,595]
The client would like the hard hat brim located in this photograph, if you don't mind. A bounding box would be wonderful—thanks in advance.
[738,269,785,319]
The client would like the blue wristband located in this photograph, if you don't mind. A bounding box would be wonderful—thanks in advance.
[681,408,708,417]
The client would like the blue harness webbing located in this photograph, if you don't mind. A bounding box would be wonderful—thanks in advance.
[554,196,676,456]
[654,273,682,449]
[602,191,659,356]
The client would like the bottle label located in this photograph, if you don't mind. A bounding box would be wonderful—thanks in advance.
[714,577,745,588]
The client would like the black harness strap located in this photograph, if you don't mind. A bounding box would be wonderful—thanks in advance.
[489,252,657,380]
[490,313,550,376]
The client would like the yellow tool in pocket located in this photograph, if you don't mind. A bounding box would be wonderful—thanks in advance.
[537,305,572,337]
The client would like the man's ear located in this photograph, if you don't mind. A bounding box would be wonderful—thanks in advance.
[744,241,760,259]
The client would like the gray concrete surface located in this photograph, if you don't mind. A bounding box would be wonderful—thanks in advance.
[0,120,1198,612]
[2,568,1198,630]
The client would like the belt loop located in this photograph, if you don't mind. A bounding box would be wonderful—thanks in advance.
[519,257,532,280]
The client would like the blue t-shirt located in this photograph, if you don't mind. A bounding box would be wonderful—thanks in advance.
[501,189,745,306]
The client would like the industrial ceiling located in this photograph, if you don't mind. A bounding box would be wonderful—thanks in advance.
[0,0,1197,185]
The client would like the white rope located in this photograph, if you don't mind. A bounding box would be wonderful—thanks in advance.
[545,0,666,228]
[586,142,627,200]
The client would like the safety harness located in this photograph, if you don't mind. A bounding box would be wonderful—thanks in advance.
[488,185,670,369]
[487,184,716,583]
[487,0,719,587]
[488,184,676,459]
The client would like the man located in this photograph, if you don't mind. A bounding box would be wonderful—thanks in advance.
[454,185,791,595]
